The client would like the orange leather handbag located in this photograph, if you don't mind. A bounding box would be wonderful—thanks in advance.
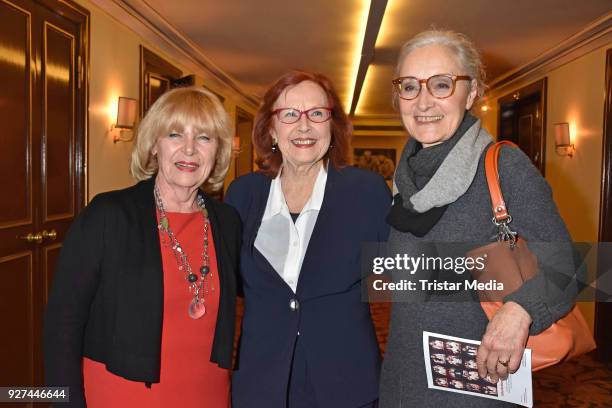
[468,141,596,371]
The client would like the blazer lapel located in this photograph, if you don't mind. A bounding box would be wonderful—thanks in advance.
[295,165,341,297]
[245,175,271,256]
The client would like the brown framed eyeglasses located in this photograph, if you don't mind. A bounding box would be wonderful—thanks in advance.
[392,74,472,100]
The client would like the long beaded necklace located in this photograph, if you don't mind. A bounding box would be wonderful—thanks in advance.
[154,185,213,319]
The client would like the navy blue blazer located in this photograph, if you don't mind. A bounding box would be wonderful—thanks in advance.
[225,165,391,407]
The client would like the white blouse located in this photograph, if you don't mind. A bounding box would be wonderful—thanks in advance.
[254,165,328,293]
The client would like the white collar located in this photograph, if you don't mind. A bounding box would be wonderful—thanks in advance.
[263,164,328,220]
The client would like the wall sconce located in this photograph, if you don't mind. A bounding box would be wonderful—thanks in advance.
[232,136,241,158]
[111,97,138,143]
[554,122,575,158]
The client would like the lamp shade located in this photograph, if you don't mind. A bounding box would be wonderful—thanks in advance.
[554,122,570,146]
[116,97,138,129]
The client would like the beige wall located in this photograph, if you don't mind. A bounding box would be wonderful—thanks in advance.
[474,45,610,331]
[76,0,256,200]
[83,0,141,198]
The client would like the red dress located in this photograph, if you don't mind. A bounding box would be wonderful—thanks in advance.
[83,211,230,408]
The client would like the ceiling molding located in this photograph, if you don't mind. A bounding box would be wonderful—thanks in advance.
[488,12,612,91]
[118,0,259,106]
[349,0,388,115]
[91,0,259,107]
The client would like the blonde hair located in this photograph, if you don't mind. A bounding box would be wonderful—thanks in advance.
[130,86,232,192]
[393,29,486,109]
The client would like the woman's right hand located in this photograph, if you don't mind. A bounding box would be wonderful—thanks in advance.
[476,301,531,382]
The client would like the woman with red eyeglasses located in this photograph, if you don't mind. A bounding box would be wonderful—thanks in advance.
[225,70,391,407]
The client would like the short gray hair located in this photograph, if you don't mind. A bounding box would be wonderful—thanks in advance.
[393,29,486,108]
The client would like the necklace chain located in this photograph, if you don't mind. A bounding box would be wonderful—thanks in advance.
[154,185,213,319]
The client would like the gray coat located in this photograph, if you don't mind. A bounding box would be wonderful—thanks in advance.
[378,129,577,407]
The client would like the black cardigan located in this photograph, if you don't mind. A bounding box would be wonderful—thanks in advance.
[44,178,241,407]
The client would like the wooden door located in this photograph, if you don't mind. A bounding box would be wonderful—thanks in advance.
[140,46,182,117]
[235,107,254,177]
[0,0,87,395]
[596,48,612,363]
[516,97,545,168]
[498,78,547,175]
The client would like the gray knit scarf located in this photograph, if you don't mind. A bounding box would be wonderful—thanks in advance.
[387,114,492,237]
[395,116,491,211]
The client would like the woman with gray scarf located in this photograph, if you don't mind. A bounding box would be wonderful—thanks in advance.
[378,30,578,407]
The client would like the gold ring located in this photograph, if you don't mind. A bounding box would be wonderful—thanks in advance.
[498,360,509,367]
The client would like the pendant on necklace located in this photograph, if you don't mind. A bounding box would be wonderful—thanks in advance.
[159,217,169,231]
[188,298,206,319]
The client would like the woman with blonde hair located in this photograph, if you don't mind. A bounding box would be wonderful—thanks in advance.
[45,86,241,407]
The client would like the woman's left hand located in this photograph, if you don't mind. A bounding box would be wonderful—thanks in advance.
[476,301,532,382]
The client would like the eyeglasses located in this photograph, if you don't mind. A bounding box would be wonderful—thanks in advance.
[392,74,472,100]
[272,107,333,124]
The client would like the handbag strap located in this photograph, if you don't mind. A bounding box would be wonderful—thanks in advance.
[484,141,519,223]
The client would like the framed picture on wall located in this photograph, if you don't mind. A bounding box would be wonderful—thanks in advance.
[353,148,396,181]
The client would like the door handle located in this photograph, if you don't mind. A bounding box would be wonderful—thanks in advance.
[42,229,57,241]
[20,232,43,244]
[19,229,57,244]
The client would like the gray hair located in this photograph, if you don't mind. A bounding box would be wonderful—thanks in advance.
[393,29,486,107]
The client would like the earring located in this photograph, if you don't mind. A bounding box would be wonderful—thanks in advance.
[271,139,278,153]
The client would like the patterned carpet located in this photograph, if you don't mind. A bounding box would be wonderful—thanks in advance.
[369,302,612,407]
[531,353,612,407]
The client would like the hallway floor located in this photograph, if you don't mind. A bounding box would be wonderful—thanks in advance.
[369,302,612,407]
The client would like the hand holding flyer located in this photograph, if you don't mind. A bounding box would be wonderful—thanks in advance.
[423,331,533,407]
